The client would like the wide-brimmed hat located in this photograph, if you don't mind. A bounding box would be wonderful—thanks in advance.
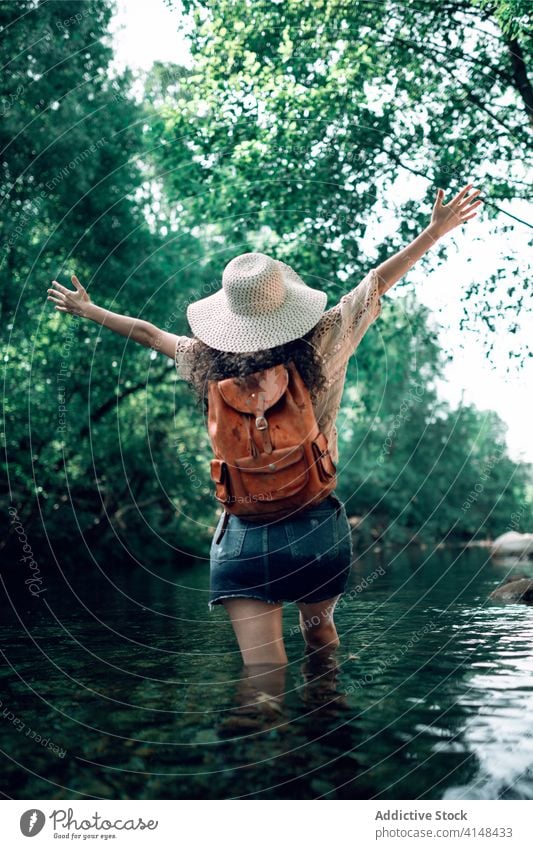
[186,252,327,353]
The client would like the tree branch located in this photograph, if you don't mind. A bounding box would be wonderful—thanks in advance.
[53,364,172,472]
[392,35,520,138]
[506,37,533,127]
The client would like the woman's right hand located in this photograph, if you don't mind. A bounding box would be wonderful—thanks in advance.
[47,275,92,317]
[429,183,483,238]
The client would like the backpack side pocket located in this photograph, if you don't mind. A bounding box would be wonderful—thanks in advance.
[210,459,231,504]
[311,432,337,483]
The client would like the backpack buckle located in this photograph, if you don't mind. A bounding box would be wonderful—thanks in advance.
[255,415,268,430]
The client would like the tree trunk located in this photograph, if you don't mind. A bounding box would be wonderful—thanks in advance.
[506,38,533,127]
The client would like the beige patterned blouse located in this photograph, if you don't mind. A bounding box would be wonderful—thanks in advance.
[174,267,382,463]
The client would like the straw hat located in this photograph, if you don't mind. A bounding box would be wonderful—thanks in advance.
[186,252,327,353]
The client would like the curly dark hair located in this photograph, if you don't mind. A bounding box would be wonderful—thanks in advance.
[189,329,326,411]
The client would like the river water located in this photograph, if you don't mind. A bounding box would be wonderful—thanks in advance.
[1,545,532,799]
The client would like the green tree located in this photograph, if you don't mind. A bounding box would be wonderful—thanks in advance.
[159,0,531,358]
[1,1,213,559]
[335,295,532,543]
[3,0,530,562]
[148,0,533,541]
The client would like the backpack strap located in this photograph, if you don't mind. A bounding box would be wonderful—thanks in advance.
[328,491,343,517]
[215,509,230,544]
[244,415,260,457]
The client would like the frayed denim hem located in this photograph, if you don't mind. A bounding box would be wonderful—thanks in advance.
[295,590,348,605]
[208,593,281,611]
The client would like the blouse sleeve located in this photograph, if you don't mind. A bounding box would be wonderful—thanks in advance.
[174,336,197,382]
[311,267,382,380]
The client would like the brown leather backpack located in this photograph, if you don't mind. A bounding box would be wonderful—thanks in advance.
[207,360,337,521]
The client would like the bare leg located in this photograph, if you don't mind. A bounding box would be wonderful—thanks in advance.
[222,598,288,666]
[241,662,287,699]
[296,596,346,710]
[217,599,288,737]
[297,595,341,659]
[217,661,288,737]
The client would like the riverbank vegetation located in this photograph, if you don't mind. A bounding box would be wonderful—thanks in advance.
[2,0,531,563]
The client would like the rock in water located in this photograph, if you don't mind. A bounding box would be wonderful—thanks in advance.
[489,578,533,604]
[491,531,533,557]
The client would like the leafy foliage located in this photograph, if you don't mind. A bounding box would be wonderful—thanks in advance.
[2,0,531,562]
[163,0,532,356]
[1,0,213,560]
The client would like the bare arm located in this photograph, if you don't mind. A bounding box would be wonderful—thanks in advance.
[46,275,180,359]
[375,183,483,296]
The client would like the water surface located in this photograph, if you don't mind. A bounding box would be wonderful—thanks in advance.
[1,545,532,799]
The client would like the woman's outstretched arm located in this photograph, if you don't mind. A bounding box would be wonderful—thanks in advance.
[46,275,180,359]
[375,182,483,296]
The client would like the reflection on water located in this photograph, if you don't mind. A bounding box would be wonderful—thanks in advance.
[443,614,533,799]
[1,546,532,799]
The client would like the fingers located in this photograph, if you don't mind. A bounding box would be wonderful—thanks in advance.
[47,294,69,312]
[47,280,77,313]
[462,198,483,212]
[459,188,481,209]
[47,290,64,301]
[71,274,82,289]
[458,198,482,224]
[49,280,70,295]
[443,184,483,219]
[452,182,474,204]
[444,182,470,206]
[453,183,484,208]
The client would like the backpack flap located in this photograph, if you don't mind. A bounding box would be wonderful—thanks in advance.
[218,365,288,418]
[218,365,288,456]
[233,445,308,502]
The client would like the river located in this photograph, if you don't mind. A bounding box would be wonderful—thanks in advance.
[1,545,532,799]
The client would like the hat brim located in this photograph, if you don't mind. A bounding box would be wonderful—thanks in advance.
[186,278,327,353]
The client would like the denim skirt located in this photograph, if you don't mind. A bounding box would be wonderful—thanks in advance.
[208,493,353,609]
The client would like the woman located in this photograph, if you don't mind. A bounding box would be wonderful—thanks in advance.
[47,183,482,669]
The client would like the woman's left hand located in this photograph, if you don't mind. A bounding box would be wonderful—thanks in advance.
[47,275,91,317]
[430,183,483,238]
